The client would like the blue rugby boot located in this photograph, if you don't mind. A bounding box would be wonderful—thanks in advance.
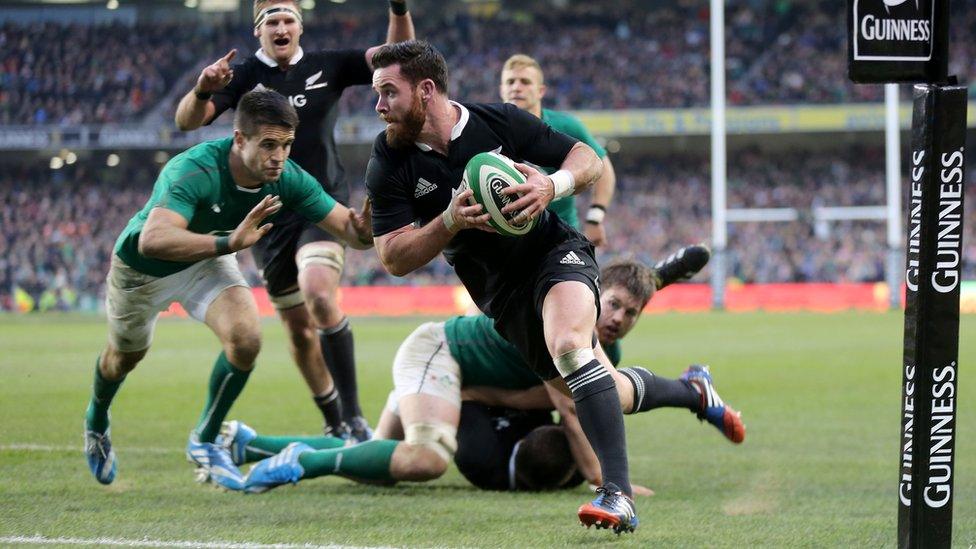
[217,420,258,466]
[84,425,117,485]
[578,482,639,534]
[681,364,746,444]
[244,442,312,494]
[186,432,245,490]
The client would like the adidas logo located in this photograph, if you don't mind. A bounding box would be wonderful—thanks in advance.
[415,177,437,198]
[559,251,585,265]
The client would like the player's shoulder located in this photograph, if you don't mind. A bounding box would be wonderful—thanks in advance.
[542,108,583,128]
[163,138,229,180]
[463,101,519,121]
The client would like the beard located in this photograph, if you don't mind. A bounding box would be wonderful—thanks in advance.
[385,93,426,149]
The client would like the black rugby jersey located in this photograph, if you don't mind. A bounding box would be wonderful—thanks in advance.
[210,47,371,205]
[365,102,582,316]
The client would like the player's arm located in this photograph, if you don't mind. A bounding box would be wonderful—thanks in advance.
[583,155,616,247]
[138,195,281,261]
[502,142,603,224]
[374,188,491,276]
[461,385,553,410]
[175,49,236,131]
[364,1,415,68]
[314,199,374,251]
[543,382,602,486]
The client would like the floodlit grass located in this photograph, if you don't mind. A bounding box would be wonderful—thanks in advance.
[1,312,974,548]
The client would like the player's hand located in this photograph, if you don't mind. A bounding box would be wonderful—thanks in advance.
[196,49,236,94]
[584,221,607,247]
[500,163,554,226]
[229,194,281,251]
[445,188,494,234]
[349,197,374,248]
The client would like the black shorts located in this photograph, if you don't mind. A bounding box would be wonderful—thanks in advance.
[493,238,601,381]
[453,402,555,491]
[251,209,344,298]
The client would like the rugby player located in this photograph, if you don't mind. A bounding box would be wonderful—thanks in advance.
[361,39,636,533]
[175,0,415,441]
[82,89,373,489]
[499,54,615,247]
[217,254,742,498]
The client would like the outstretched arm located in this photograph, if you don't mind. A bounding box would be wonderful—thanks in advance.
[139,195,281,261]
[365,1,416,68]
[175,49,236,131]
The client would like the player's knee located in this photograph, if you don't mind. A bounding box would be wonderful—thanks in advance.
[400,422,457,481]
[398,445,450,481]
[551,332,591,359]
[305,291,340,325]
[223,326,262,368]
[101,347,146,378]
[281,310,317,351]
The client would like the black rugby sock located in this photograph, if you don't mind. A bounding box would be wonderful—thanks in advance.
[313,387,345,433]
[565,360,631,496]
[319,318,362,420]
[619,367,701,414]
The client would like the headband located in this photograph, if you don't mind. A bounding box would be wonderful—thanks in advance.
[254,6,303,29]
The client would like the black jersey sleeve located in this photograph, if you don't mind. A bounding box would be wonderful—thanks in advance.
[330,49,373,89]
[503,103,578,168]
[208,61,252,121]
[364,137,414,237]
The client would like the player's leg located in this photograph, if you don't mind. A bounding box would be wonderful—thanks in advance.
[242,322,461,492]
[541,281,632,497]
[177,257,257,488]
[373,392,405,440]
[253,223,345,436]
[297,235,370,441]
[217,420,347,465]
[84,257,165,485]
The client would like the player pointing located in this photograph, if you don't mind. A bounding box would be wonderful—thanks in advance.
[176,0,415,442]
[83,89,372,489]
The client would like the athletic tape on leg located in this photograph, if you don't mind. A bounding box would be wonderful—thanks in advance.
[404,422,457,463]
[297,246,344,274]
[554,347,596,377]
[269,289,305,310]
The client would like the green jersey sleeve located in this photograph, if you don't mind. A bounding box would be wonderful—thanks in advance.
[558,114,607,158]
[279,161,337,223]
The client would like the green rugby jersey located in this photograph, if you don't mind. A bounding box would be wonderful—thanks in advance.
[540,109,607,229]
[446,314,623,390]
[445,315,542,390]
[114,138,336,277]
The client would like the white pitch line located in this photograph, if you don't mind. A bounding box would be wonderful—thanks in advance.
[0,535,400,549]
[0,444,174,454]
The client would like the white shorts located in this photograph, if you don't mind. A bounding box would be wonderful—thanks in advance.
[105,255,248,352]
[385,321,462,415]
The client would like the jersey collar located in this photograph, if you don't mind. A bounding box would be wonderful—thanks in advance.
[415,101,469,152]
[256,46,304,68]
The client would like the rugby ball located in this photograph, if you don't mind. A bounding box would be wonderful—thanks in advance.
[461,151,535,237]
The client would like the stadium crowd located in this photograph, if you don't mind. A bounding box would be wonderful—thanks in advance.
[3,0,974,126]
[3,148,975,312]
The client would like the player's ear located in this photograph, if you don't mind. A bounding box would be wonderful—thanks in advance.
[419,79,435,102]
[233,129,246,149]
[253,25,261,39]
[539,83,547,100]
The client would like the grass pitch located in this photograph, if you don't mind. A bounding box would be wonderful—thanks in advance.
[1,312,974,548]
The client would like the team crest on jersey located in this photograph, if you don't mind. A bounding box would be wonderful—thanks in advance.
[305,70,328,90]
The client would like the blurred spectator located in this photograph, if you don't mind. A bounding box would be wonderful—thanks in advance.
[3,146,975,311]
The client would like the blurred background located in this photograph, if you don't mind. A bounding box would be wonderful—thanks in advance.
[0,0,973,313]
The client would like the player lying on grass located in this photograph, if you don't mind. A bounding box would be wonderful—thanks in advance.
[217,249,745,501]
[82,89,373,490]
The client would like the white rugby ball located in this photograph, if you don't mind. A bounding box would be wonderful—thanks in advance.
[461,151,535,237]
